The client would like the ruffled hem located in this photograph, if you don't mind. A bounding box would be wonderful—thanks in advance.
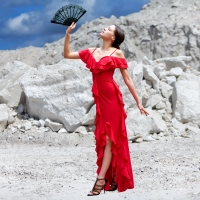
[78,49,128,74]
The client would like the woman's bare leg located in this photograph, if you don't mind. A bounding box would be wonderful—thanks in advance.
[98,135,112,178]
[88,135,112,195]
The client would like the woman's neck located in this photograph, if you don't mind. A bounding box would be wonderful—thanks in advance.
[101,41,112,51]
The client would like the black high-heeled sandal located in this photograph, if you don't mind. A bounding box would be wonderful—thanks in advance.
[108,174,118,191]
[87,177,107,196]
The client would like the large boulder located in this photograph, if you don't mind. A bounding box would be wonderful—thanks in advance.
[0,61,29,107]
[20,59,94,132]
[172,72,200,125]
[126,107,167,138]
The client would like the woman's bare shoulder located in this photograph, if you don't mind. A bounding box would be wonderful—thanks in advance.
[114,49,125,58]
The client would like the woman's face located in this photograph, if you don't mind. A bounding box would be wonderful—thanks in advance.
[100,25,116,41]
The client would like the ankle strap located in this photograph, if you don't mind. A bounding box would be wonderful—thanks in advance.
[97,177,105,180]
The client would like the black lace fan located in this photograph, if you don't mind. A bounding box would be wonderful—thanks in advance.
[51,4,87,26]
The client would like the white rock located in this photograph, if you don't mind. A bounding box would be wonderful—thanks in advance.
[0,104,9,132]
[39,119,45,127]
[166,76,176,86]
[155,101,166,110]
[82,105,96,125]
[156,109,166,115]
[171,118,186,132]
[169,67,183,77]
[7,115,15,125]
[23,121,32,131]
[143,80,152,89]
[17,124,22,129]
[172,74,200,125]
[135,137,143,143]
[10,111,17,117]
[0,61,29,107]
[186,126,200,134]
[45,118,63,132]
[74,126,88,135]
[143,65,160,91]
[20,59,93,132]
[160,82,173,99]
[144,94,163,108]
[162,113,172,122]
[126,107,167,138]
[11,127,17,134]
[154,64,166,78]
[58,128,68,134]
[155,56,191,71]
[165,101,172,114]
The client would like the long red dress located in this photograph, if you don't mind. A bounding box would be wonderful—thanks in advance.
[78,48,134,192]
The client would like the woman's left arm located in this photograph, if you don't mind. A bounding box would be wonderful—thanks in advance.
[120,68,149,116]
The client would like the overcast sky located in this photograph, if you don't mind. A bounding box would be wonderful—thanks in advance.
[0,0,150,50]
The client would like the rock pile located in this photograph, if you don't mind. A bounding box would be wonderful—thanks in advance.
[0,54,200,143]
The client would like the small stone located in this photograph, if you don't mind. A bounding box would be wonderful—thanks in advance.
[23,121,32,130]
[44,118,63,132]
[10,111,17,117]
[58,128,68,134]
[75,126,88,135]
[180,134,191,138]
[11,127,17,133]
[7,115,15,125]
[135,138,143,143]
[39,119,45,127]
[17,125,22,129]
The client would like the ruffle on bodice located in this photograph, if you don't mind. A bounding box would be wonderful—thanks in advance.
[79,49,128,73]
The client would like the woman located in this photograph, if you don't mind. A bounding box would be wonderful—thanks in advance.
[64,22,149,196]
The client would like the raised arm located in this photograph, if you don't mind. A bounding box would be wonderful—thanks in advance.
[64,22,80,59]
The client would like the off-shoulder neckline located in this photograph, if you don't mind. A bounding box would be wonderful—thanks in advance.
[87,48,126,63]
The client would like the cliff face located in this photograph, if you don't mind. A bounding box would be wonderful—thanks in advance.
[0,0,200,70]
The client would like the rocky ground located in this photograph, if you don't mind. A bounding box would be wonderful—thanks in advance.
[0,132,200,200]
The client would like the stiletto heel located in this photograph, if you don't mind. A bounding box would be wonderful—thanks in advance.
[108,174,118,191]
[87,177,107,196]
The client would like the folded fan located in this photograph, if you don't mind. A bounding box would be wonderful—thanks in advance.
[51,4,87,26]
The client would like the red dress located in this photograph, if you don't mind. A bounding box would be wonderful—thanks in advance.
[78,48,134,192]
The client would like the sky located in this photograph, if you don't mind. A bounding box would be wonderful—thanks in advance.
[0,0,150,50]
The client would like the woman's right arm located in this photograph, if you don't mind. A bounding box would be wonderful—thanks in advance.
[64,22,80,59]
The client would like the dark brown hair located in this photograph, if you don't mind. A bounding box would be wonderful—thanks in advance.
[112,25,125,49]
